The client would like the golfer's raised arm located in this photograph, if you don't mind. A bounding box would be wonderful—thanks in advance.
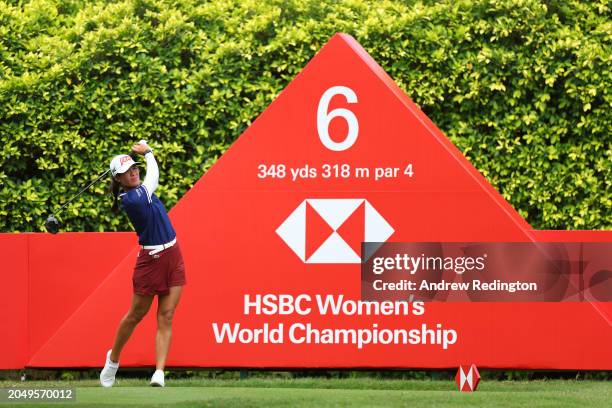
[142,150,159,199]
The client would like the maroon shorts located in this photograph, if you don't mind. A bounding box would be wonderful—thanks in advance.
[133,242,186,296]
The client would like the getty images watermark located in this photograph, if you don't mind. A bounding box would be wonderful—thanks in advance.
[0,387,76,403]
[361,242,612,302]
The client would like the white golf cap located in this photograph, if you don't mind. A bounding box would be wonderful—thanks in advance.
[109,154,141,177]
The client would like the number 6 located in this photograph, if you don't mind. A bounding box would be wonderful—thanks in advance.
[317,86,359,151]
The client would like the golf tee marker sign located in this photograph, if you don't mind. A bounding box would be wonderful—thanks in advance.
[1,33,611,370]
[456,364,480,392]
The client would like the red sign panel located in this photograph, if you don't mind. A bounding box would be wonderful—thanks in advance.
[1,34,610,369]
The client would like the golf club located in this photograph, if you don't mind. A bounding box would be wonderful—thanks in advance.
[44,151,141,234]
[44,168,111,233]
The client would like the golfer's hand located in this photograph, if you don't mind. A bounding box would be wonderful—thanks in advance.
[131,141,152,155]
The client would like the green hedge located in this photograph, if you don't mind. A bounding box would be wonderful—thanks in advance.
[1,0,610,232]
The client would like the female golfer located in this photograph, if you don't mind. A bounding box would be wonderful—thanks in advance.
[100,140,185,388]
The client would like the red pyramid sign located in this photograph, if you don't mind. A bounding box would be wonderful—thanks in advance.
[28,34,611,369]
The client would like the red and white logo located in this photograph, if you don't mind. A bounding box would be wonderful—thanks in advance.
[276,199,394,263]
[120,155,132,165]
[455,364,481,392]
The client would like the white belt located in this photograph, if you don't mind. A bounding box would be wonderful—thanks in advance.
[141,238,177,256]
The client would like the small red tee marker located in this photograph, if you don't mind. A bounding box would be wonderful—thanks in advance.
[455,364,480,392]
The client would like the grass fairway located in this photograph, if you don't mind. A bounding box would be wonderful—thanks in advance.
[1,378,610,407]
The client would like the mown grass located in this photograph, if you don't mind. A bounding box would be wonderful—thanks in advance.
[0,378,610,407]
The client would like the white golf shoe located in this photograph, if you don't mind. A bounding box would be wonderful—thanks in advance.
[150,369,165,387]
[99,350,119,388]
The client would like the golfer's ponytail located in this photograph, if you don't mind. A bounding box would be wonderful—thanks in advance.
[110,178,122,214]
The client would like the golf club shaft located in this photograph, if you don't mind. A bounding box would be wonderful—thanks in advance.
[53,169,111,215]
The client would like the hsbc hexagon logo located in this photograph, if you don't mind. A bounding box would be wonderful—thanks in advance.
[455,364,481,392]
[276,199,394,263]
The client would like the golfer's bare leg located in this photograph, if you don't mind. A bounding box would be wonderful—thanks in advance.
[155,285,183,371]
[109,294,154,363]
